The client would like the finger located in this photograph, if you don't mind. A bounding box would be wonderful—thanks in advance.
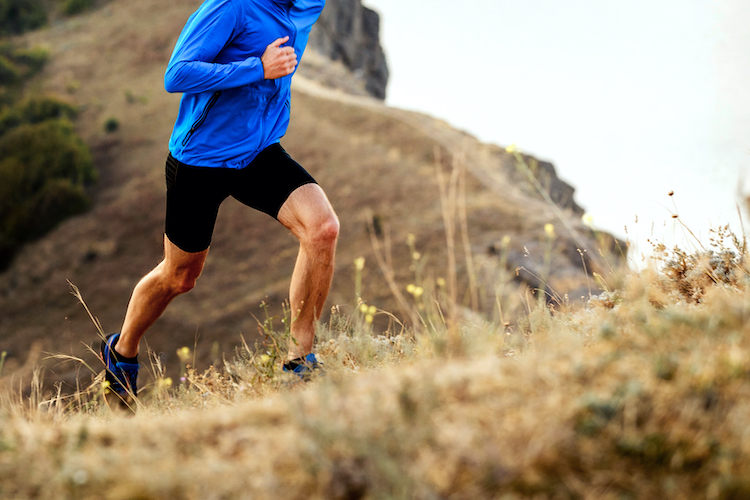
[269,36,290,49]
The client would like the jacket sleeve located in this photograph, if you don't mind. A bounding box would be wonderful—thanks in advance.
[164,0,264,94]
[291,0,326,33]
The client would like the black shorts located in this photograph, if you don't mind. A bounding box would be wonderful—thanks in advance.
[165,144,317,253]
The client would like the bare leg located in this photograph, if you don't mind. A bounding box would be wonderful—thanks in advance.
[115,234,209,358]
[277,183,339,360]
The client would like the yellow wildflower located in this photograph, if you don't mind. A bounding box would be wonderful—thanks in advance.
[177,346,191,362]
[354,256,365,270]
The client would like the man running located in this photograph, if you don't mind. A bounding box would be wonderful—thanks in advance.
[100,0,338,396]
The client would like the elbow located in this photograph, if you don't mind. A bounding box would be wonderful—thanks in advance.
[164,64,182,93]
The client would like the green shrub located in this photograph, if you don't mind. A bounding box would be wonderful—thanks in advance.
[0,104,21,133]
[0,32,93,269]
[0,54,20,86]
[0,45,51,107]
[3,177,89,242]
[6,46,49,75]
[0,0,46,36]
[0,119,95,268]
[103,116,119,133]
[0,95,78,135]
[61,0,94,16]
[20,95,77,123]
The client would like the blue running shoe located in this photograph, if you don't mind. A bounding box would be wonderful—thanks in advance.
[100,333,139,396]
[283,353,323,380]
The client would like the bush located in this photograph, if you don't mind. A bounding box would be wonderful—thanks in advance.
[20,95,77,123]
[0,95,78,136]
[5,45,49,75]
[0,44,51,107]
[0,119,95,269]
[0,54,20,86]
[0,0,46,36]
[61,0,94,16]
[0,37,93,270]
[3,177,89,242]
[103,116,119,133]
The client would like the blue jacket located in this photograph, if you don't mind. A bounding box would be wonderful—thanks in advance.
[164,0,325,168]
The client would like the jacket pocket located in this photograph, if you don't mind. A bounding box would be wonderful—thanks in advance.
[181,91,222,147]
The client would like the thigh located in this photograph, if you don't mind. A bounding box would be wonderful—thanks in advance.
[230,144,317,219]
[277,183,338,240]
[165,154,231,253]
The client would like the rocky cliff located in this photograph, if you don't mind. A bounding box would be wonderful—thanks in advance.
[308,0,389,99]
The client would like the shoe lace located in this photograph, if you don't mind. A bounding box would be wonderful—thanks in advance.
[116,362,138,393]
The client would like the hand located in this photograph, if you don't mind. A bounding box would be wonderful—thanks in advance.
[261,36,297,79]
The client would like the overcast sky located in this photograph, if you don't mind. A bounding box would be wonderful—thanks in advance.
[364,0,750,260]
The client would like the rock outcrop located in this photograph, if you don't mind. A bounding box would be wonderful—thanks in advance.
[308,0,389,99]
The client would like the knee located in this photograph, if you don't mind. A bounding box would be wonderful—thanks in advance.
[173,276,197,295]
[308,214,340,249]
[165,269,200,295]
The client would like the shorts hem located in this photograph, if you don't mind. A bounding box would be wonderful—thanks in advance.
[271,179,319,220]
[164,231,211,254]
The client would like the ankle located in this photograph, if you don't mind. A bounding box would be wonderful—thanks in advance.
[115,338,139,359]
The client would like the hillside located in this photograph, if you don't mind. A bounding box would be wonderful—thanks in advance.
[2,238,750,499]
[0,0,620,388]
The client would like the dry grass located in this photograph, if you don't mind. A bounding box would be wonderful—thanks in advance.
[1,226,750,499]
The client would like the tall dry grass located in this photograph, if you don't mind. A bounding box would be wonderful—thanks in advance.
[2,154,750,498]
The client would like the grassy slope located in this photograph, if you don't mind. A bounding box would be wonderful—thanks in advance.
[2,256,750,499]
[0,0,608,388]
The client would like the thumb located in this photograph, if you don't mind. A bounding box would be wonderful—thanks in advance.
[269,36,290,48]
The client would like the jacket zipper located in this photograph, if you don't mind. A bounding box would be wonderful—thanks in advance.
[286,4,297,48]
[255,7,298,151]
[182,91,222,147]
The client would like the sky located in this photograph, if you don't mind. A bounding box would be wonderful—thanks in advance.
[363,0,750,262]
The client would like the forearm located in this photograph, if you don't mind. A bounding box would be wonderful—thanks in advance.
[164,57,264,94]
